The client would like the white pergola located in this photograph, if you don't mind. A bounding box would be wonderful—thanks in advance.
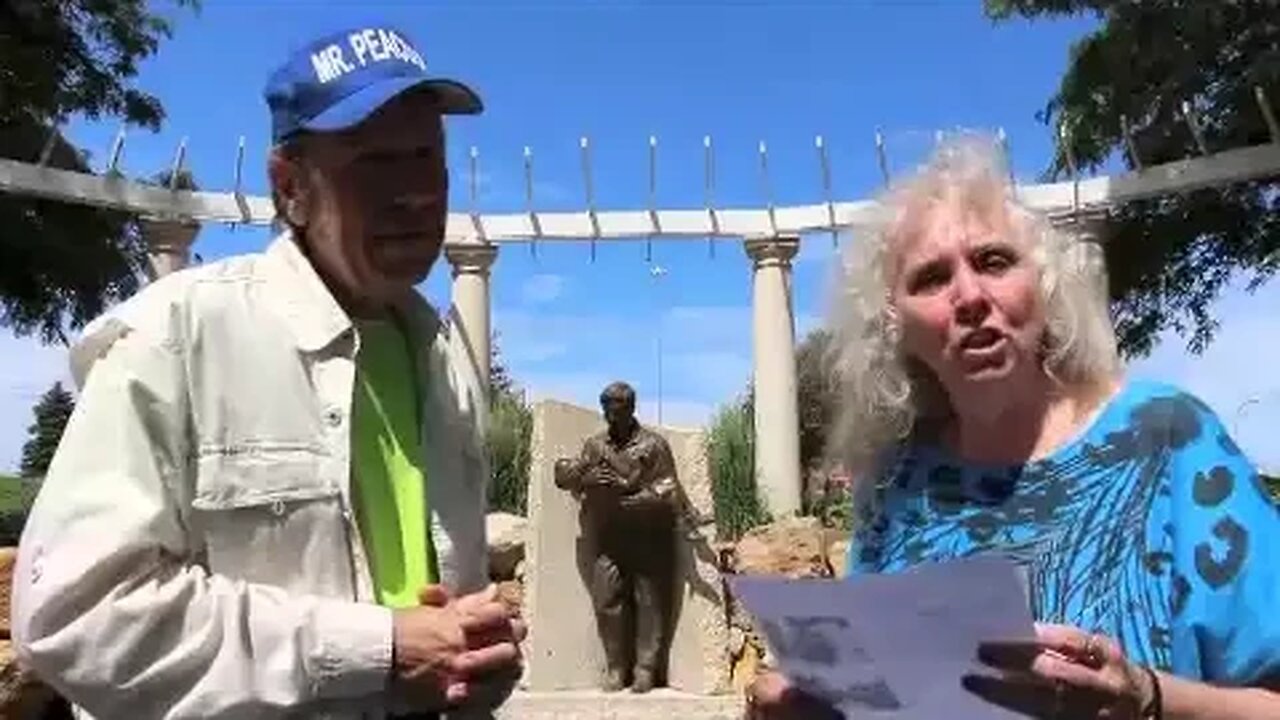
[3,135,1280,517]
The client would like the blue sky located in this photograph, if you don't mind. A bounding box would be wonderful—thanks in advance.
[2,1,1277,473]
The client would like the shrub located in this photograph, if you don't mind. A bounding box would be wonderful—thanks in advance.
[487,388,531,516]
[708,395,769,541]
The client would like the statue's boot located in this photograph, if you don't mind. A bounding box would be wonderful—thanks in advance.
[602,667,628,692]
[631,667,656,694]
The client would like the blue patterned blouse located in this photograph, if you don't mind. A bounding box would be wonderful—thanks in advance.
[849,380,1280,685]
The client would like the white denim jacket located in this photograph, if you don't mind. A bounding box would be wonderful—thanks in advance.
[12,233,505,719]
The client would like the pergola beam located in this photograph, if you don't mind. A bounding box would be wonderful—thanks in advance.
[2,142,1277,245]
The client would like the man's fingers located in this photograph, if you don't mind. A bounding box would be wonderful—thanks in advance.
[511,617,528,643]
[451,641,520,675]
[460,601,514,631]
[454,584,499,614]
[463,620,526,650]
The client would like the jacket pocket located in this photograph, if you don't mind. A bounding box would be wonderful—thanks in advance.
[192,450,355,598]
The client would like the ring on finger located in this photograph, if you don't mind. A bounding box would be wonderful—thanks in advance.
[1083,633,1104,667]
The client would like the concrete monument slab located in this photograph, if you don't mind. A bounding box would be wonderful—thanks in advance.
[524,398,729,695]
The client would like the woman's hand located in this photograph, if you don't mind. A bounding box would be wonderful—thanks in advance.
[744,671,843,720]
[969,623,1158,719]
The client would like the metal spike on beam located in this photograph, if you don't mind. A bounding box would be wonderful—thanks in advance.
[647,135,660,263]
[523,145,540,257]
[997,127,1016,195]
[1182,100,1209,155]
[703,134,718,258]
[233,136,250,224]
[169,137,188,191]
[1255,86,1280,145]
[580,135,598,262]
[107,127,126,175]
[1120,114,1143,171]
[759,140,777,236]
[1059,123,1080,216]
[875,130,890,187]
[815,134,837,247]
[37,122,61,166]
[468,146,485,241]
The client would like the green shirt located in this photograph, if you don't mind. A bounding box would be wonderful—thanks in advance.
[351,317,438,608]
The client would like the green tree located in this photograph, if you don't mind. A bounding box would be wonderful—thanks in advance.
[984,1,1280,356]
[1,0,198,343]
[20,381,76,479]
[486,336,531,515]
[796,328,837,474]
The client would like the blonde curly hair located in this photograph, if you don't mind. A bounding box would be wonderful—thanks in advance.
[826,132,1120,493]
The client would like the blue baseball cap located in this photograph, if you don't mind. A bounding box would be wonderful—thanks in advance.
[265,25,482,143]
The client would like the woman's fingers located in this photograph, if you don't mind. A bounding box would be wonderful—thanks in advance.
[962,673,1056,718]
[1034,623,1115,667]
[979,624,1136,706]
[746,672,844,720]
[749,671,792,706]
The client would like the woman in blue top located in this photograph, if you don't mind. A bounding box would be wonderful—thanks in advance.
[749,134,1279,719]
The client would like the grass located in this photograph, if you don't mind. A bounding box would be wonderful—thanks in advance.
[0,474,38,514]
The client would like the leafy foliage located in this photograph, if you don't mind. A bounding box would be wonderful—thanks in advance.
[20,381,76,479]
[486,336,531,515]
[984,0,1280,356]
[796,328,837,475]
[707,395,769,541]
[0,474,40,546]
[0,0,197,342]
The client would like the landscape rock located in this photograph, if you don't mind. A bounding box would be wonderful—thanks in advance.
[486,512,528,581]
[825,538,850,580]
[727,626,745,658]
[729,517,829,578]
[0,547,15,639]
[0,640,59,720]
[729,639,762,694]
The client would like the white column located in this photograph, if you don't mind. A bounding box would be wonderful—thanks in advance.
[445,243,499,400]
[744,236,802,518]
[139,218,200,280]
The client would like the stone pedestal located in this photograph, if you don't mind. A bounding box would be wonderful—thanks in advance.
[496,690,743,720]
[524,399,729,695]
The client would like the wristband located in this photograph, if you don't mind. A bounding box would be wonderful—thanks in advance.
[1139,665,1163,720]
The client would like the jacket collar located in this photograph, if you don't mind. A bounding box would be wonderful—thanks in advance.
[262,231,442,353]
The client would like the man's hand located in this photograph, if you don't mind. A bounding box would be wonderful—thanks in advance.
[391,585,526,710]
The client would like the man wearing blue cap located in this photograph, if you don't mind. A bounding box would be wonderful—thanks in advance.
[13,25,521,720]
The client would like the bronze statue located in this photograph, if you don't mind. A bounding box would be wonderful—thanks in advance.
[554,382,698,693]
